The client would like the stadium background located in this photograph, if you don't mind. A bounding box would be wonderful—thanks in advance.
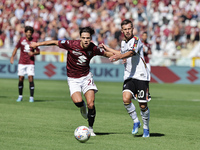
[0,0,200,83]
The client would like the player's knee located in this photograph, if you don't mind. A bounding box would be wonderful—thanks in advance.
[28,76,33,82]
[123,93,132,104]
[87,102,94,109]
[19,77,24,82]
[123,96,131,104]
[140,103,148,112]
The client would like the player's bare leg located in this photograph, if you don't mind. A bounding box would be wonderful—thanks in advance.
[84,90,96,136]
[16,76,24,102]
[28,76,34,102]
[72,92,88,119]
[139,102,150,137]
[123,91,140,135]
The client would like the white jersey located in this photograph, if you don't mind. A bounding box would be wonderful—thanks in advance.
[121,36,150,81]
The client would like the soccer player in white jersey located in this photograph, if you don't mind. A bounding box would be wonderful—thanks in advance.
[101,19,151,137]
[30,27,113,136]
[10,26,40,102]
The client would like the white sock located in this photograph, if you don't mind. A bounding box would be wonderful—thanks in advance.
[124,103,139,123]
[19,95,22,98]
[140,108,150,129]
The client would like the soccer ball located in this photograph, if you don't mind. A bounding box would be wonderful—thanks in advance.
[74,126,91,143]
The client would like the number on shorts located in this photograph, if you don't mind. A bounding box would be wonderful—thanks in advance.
[88,79,94,85]
[137,90,144,99]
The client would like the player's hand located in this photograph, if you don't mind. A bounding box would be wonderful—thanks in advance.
[30,42,38,49]
[99,43,108,51]
[28,51,34,56]
[10,57,14,64]
[122,59,127,64]
[109,54,120,62]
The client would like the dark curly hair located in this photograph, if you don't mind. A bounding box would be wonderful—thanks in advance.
[24,26,34,34]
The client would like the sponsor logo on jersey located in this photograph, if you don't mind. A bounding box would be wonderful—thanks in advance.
[87,51,92,56]
[24,44,30,53]
[72,51,82,55]
[77,55,87,66]
[21,39,28,45]
[140,73,144,77]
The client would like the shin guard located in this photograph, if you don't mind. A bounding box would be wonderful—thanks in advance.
[140,108,150,129]
[18,81,23,95]
[88,106,96,127]
[29,82,34,97]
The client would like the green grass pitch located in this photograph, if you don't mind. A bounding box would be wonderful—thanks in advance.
[0,78,200,150]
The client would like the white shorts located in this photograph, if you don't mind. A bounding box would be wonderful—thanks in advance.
[67,72,98,96]
[18,64,35,76]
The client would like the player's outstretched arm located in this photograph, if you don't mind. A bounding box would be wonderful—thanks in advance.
[100,43,120,55]
[10,47,18,64]
[109,51,135,62]
[30,40,59,49]
[103,51,114,58]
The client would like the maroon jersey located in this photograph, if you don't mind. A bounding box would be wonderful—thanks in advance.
[58,40,104,78]
[16,37,40,65]
[142,41,151,63]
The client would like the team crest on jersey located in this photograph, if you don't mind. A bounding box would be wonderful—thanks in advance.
[61,40,66,43]
[87,51,92,56]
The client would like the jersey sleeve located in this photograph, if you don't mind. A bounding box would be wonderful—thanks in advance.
[132,37,140,52]
[93,45,105,56]
[131,38,142,53]
[58,40,70,50]
[35,46,40,52]
[15,38,21,49]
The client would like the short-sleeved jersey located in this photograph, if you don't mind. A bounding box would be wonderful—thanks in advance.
[142,41,151,63]
[16,37,40,65]
[58,40,104,78]
[121,36,150,81]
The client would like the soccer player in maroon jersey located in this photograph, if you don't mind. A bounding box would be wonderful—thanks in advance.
[30,27,113,136]
[10,26,40,102]
[141,32,152,101]
[141,32,152,72]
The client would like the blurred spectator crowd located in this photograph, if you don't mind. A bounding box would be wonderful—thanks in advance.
[0,0,200,57]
